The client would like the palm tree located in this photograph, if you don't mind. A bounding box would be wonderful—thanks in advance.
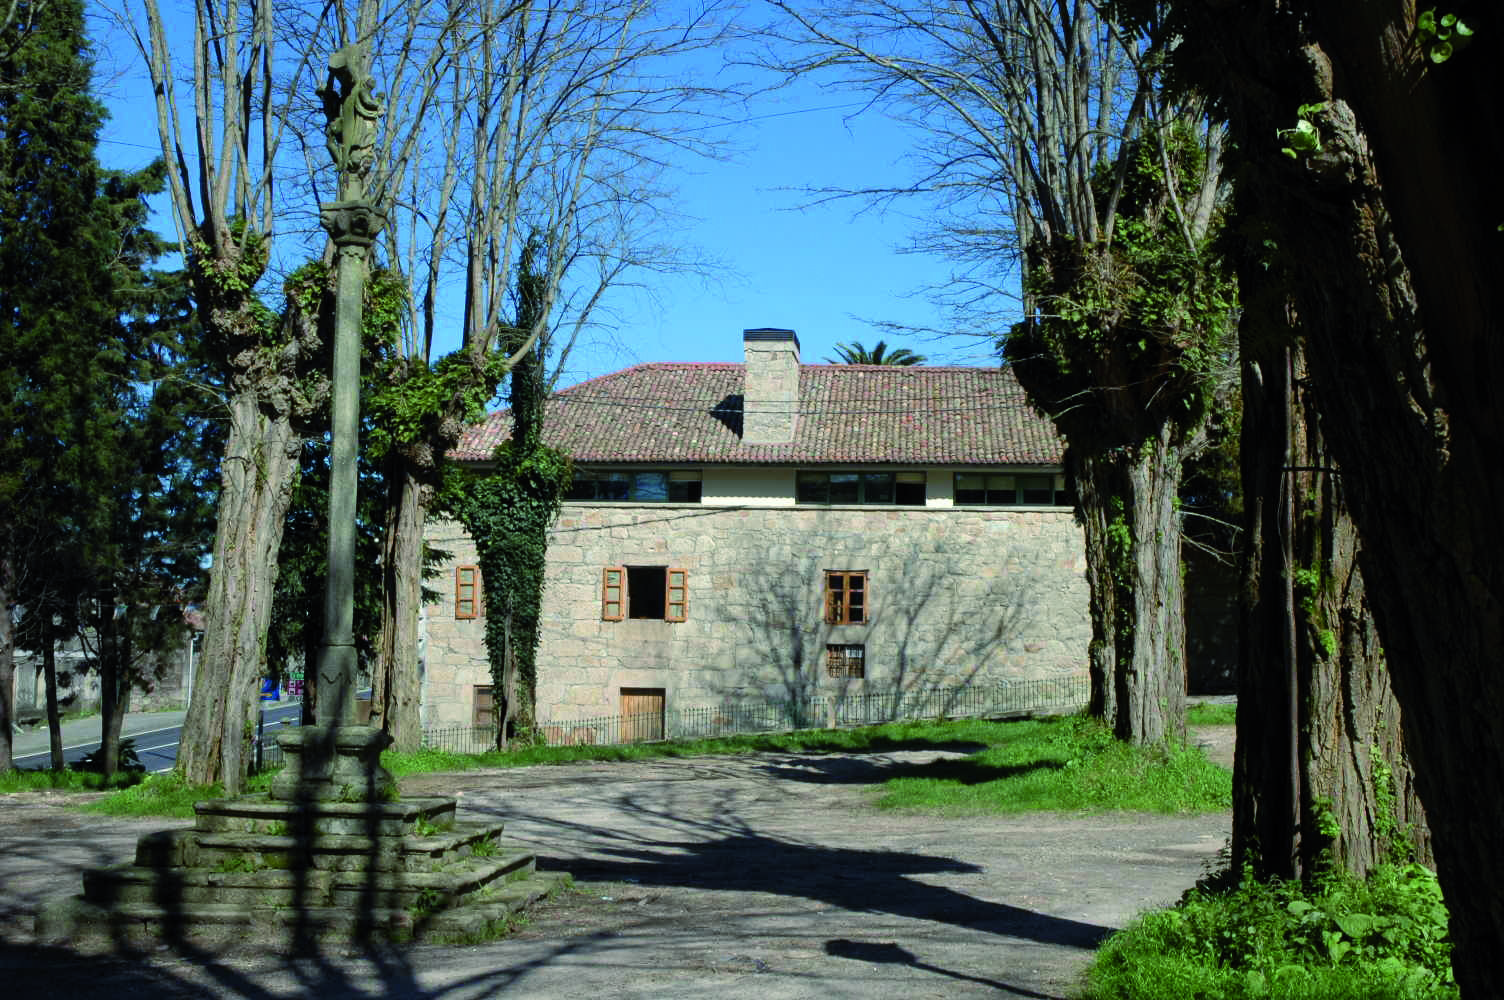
[824,340,927,365]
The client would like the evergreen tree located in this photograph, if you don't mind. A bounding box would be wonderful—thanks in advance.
[0,0,213,773]
[0,0,118,771]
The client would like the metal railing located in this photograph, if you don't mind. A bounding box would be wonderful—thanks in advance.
[421,675,1088,753]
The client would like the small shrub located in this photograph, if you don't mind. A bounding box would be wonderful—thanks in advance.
[1083,863,1456,999]
[72,737,146,774]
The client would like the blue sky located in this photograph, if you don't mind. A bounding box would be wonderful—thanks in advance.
[88,6,1013,388]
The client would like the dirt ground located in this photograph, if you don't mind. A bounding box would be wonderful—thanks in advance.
[0,726,1235,1000]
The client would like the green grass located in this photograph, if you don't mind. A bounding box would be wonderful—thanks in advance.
[380,717,1017,778]
[1082,863,1456,1000]
[1187,701,1238,726]
[80,768,279,818]
[0,767,143,794]
[74,714,1230,819]
[873,715,1231,814]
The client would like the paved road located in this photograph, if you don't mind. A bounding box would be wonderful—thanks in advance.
[2,747,1230,999]
[11,700,304,772]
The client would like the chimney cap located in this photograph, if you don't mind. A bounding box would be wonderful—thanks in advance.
[742,328,800,349]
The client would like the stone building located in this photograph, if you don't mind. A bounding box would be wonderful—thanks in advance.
[421,329,1090,733]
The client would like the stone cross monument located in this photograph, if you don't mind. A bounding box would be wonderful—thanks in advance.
[271,42,392,802]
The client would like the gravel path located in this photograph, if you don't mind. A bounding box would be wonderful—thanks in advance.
[0,730,1234,999]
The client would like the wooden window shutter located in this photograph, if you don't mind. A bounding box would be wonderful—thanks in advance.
[665,568,689,622]
[456,565,480,619]
[602,566,626,621]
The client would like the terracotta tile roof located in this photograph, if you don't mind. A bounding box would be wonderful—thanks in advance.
[453,362,1063,466]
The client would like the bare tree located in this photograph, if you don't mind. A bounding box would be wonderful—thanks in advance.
[365,0,734,748]
[761,1,1232,746]
[123,0,347,791]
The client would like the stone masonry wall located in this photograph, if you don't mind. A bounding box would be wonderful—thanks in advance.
[423,504,1088,727]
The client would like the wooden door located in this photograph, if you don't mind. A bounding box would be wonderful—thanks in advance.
[620,687,665,743]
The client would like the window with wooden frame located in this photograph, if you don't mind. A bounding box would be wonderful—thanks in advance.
[826,644,866,678]
[473,685,494,728]
[455,565,481,619]
[602,566,689,622]
[825,571,868,625]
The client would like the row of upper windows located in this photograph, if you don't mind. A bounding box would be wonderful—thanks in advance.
[566,468,1074,507]
[453,565,869,626]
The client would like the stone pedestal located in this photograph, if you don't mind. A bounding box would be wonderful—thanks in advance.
[268,725,397,803]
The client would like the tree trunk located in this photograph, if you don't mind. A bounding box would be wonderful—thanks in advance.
[177,391,303,795]
[0,560,12,772]
[376,459,425,750]
[1075,425,1188,747]
[97,597,119,780]
[1171,4,1501,989]
[1234,333,1429,882]
[43,620,62,771]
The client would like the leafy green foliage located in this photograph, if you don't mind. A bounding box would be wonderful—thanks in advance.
[445,443,571,733]
[1,0,215,761]
[1006,121,1236,453]
[1278,103,1328,159]
[366,349,509,465]
[73,737,144,774]
[1084,864,1455,999]
[1415,9,1474,64]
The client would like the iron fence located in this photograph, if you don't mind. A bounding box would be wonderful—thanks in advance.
[530,674,1087,750]
[251,675,1088,764]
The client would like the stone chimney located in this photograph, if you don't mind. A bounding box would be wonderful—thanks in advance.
[742,328,800,445]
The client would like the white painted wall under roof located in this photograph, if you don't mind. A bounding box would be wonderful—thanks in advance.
[701,466,796,505]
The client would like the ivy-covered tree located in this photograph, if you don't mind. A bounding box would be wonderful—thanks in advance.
[270,266,402,723]
[441,238,570,745]
[364,1,732,750]
[1147,2,1497,990]
[1005,124,1236,747]
[1230,235,1429,882]
[767,1,1235,746]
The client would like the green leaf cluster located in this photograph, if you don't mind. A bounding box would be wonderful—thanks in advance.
[1086,863,1455,999]
[1006,122,1237,455]
[444,442,571,734]
[1415,9,1474,64]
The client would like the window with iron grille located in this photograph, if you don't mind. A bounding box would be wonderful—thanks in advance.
[826,644,866,678]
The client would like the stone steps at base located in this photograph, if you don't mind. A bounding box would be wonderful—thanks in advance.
[37,870,571,950]
[138,820,508,872]
[84,844,537,908]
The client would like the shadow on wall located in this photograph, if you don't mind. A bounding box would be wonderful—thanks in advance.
[714,531,1060,723]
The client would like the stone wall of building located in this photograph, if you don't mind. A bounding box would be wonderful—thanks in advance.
[423,503,1089,728]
